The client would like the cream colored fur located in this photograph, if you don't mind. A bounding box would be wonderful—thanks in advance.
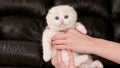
[42,5,103,68]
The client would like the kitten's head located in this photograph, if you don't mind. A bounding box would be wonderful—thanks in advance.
[46,5,77,30]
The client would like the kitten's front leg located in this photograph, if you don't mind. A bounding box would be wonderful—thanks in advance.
[75,22,87,34]
[42,30,53,62]
[75,55,90,67]
[90,60,103,68]
[80,60,103,68]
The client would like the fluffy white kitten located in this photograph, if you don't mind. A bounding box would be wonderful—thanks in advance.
[42,5,103,68]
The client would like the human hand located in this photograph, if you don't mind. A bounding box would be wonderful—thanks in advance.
[52,28,96,54]
[51,50,75,68]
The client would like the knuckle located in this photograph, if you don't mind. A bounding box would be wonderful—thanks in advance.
[54,34,59,38]
[68,28,75,33]
[52,41,56,44]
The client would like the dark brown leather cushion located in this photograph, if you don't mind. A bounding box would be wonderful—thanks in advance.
[0,0,119,67]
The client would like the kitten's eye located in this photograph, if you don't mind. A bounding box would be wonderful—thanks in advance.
[55,16,59,20]
[64,15,69,19]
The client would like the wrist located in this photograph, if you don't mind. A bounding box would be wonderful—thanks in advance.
[88,37,102,55]
[90,38,108,56]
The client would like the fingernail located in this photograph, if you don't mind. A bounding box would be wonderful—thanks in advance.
[68,50,72,54]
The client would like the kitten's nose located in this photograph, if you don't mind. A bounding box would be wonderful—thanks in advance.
[60,20,64,25]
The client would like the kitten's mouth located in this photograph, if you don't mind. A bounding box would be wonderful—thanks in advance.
[59,24,66,27]
[59,22,66,27]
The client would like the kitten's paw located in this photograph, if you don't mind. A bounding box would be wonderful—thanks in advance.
[43,53,51,62]
[75,55,89,67]
[90,60,103,68]
[79,63,90,68]
[75,22,87,34]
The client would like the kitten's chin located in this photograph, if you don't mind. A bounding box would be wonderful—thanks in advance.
[50,25,74,31]
[50,27,66,31]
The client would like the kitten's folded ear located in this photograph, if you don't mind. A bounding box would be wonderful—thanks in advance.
[0,0,53,17]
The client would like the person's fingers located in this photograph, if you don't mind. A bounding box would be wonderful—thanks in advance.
[51,54,58,67]
[53,45,67,49]
[68,50,75,67]
[52,34,67,40]
[52,40,66,45]
[57,50,64,64]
